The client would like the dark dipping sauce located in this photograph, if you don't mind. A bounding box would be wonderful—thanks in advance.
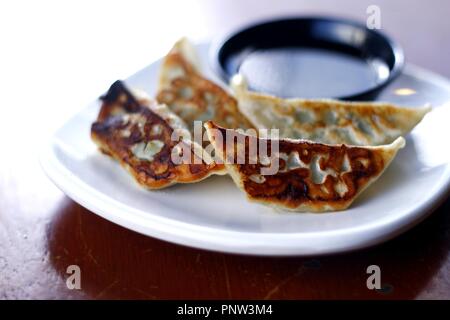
[238,47,390,99]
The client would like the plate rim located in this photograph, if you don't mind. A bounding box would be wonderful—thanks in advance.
[39,63,450,256]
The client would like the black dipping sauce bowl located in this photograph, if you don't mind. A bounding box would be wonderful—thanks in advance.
[211,17,404,101]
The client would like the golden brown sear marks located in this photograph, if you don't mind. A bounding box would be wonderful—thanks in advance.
[91,81,222,189]
[205,121,404,212]
[157,39,254,134]
[96,80,154,121]
[231,75,431,146]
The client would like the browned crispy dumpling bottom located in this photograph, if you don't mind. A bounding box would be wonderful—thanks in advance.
[91,81,223,189]
[157,38,255,136]
[205,121,404,212]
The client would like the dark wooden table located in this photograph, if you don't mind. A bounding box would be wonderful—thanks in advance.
[1,0,449,299]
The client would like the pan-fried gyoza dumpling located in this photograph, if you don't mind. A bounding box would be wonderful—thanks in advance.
[231,75,430,146]
[157,38,254,135]
[91,81,225,190]
[205,121,405,212]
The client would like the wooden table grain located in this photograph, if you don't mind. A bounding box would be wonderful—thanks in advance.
[1,0,449,299]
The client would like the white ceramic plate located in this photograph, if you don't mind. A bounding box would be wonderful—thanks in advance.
[40,43,450,256]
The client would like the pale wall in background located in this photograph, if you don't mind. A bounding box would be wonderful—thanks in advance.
[0,0,448,137]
